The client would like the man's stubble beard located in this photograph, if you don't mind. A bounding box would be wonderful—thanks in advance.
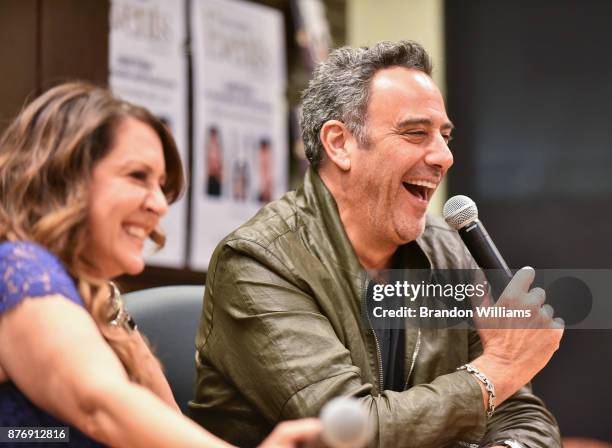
[365,186,427,247]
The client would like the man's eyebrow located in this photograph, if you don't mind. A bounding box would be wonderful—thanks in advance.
[396,118,455,131]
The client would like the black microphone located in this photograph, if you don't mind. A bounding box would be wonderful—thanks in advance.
[443,195,512,299]
[443,195,593,323]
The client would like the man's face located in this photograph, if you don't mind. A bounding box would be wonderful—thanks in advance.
[345,67,454,247]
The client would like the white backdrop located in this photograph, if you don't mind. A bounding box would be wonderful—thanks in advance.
[190,0,287,269]
[109,0,189,267]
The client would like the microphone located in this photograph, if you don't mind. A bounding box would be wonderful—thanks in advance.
[319,397,371,448]
[443,195,512,299]
[443,195,593,323]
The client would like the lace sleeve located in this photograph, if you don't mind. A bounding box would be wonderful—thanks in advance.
[0,241,84,314]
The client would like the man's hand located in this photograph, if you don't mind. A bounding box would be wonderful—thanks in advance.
[471,267,564,406]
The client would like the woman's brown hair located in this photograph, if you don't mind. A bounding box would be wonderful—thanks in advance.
[0,81,185,385]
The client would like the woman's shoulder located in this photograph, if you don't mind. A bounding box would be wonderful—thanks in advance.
[0,240,84,313]
[0,240,60,263]
[0,240,68,278]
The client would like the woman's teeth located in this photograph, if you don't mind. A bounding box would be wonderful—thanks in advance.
[125,225,147,239]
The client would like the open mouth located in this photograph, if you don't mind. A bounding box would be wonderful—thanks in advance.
[123,224,149,241]
[402,180,437,202]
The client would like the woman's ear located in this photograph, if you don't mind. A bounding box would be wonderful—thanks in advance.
[319,120,351,171]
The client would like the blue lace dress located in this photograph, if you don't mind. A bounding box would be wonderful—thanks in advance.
[0,241,104,447]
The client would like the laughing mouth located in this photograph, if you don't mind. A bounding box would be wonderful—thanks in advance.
[402,179,437,201]
[124,224,149,241]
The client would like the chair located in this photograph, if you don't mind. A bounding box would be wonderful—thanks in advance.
[123,285,204,415]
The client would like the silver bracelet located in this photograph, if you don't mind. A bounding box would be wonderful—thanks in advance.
[457,363,496,418]
[500,440,526,448]
[484,441,525,448]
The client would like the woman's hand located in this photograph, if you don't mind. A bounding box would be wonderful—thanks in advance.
[258,418,321,448]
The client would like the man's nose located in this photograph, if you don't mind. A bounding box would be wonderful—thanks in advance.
[425,137,454,171]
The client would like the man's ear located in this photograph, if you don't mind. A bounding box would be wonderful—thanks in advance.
[319,120,352,171]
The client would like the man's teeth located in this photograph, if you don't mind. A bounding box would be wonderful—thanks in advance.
[125,226,147,239]
[406,179,437,189]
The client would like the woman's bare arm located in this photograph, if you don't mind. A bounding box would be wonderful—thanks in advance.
[0,295,233,448]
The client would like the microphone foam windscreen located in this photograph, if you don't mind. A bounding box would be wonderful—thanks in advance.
[320,397,371,448]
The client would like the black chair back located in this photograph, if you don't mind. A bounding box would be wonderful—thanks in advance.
[123,285,204,415]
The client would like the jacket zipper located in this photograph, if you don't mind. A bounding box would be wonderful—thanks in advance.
[403,328,421,391]
[362,277,384,393]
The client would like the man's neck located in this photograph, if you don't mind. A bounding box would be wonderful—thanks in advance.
[339,210,396,270]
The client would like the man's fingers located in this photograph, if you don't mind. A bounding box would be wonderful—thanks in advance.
[498,266,536,304]
[525,287,546,308]
[540,304,555,320]
[552,317,565,329]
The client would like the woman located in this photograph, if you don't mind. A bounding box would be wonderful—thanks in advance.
[0,83,320,447]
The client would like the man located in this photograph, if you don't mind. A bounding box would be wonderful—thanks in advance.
[190,41,563,447]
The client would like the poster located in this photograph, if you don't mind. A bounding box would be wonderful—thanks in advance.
[109,0,189,267]
[190,0,287,269]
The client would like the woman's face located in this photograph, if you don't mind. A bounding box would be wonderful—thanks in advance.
[86,117,168,278]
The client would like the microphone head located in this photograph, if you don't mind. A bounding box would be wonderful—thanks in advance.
[443,195,479,230]
[320,397,371,448]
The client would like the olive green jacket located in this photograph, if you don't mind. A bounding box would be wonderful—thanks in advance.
[190,169,561,448]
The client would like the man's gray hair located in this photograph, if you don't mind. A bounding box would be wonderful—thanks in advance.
[300,40,432,170]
